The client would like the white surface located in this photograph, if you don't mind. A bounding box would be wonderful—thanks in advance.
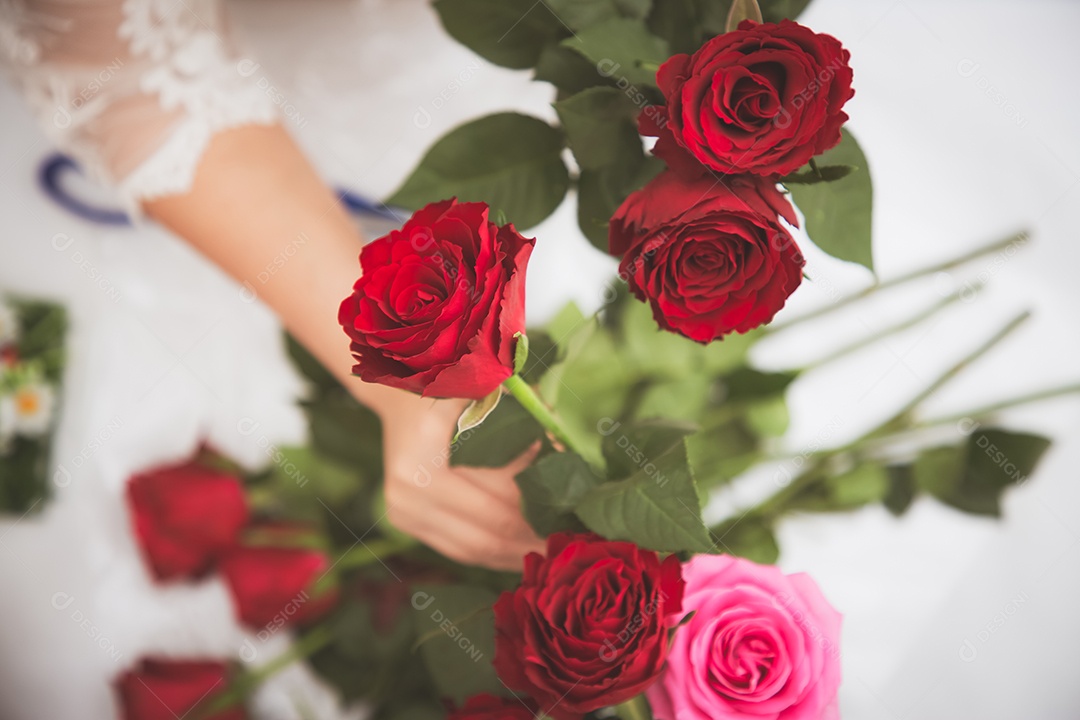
[1,0,1078,718]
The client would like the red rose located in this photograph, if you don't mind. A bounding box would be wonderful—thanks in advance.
[126,459,248,581]
[609,170,804,342]
[448,694,539,720]
[339,199,534,399]
[220,540,339,630]
[644,19,853,177]
[115,658,245,720]
[493,533,684,720]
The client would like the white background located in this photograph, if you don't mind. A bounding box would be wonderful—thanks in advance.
[1,0,1078,718]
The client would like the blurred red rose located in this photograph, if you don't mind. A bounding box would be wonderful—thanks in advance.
[610,170,804,342]
[220,537,338,630]
[115,658,245,720]
[493,533,684,720]
[644,19,853,177]
[448,694,539,720]
[126,459,248,581]
[339,199,534,399]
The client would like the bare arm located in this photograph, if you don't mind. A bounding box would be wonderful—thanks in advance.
[145,124,541,570]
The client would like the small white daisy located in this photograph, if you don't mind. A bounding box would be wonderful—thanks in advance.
[11,382,56,437]
[0,302,18,347]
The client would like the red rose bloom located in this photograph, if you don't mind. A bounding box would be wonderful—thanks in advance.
[493,533,684,720]
[339,199,534,399]
[644,19,853,177]
[126,459,248,581]
[220,542,338,630]
[449,694,539,720]
[610,170,804,342]
[115,658,246,720]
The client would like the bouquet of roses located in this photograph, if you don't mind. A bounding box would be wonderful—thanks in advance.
[105,1,1078,718]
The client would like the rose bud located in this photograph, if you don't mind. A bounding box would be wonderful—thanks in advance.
[493,533,684,720]
[647,555,842,720]
[115,658,246,720]
[610,170,804,342]
[126,459,248,581]
[220,529,339,630]
[448,694,539,720]
[643,19,853,178]
[338,198,534,399]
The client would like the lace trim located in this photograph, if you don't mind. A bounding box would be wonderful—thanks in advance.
[118,106,278,204]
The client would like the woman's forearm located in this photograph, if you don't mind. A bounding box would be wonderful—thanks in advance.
[142,123,404,417]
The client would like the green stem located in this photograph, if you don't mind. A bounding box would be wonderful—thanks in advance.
[865,310,1031,440]
[614,695,654,720]
[335,535,417,571]
[503,374,596,465]
[736,310,1033,522]
[194,625,334,718]
[769,231,1028,332]
[801,286,976,371]
[915,382,1080,430]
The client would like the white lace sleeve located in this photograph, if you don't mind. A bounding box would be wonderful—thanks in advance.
[0,0,278,210]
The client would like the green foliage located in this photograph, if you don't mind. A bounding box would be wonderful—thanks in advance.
[561,18,670,87]
[787,128,875,270]
[576,435,712,552]
[387,113,570,230]
[711,515,779,564]
[515,451,600,535]
[433,0,569,69]
[914,428,1051,517]
[411,584,503,703]
[451,396,545,468]
[0,298,67,514]
[546,0,652,30]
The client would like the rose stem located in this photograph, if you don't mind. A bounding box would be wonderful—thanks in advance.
[913,382,1080,430]
[502,374,599,469]
[614,695,655,720]
[744,310,1032,519]
[767,230,1028,333]
[799,285,977,371]
[193,624,335,718]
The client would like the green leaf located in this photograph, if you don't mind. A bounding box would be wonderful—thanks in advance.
[513,332,529,374]
[577,156,661,251]
[711,515,779,564]
[725,0,762,32]
[721,368,798,401]
[546,0,652,30]
[913,429,1050,517]
[554,87,642,170]
[538,303,596,405]
[451,396,545,468]
[265,446,360,506]
[387,113,570,230]
[433,0,569,69]
[576,438,711,552]
[456,388,503,438]
[883,463,916,516]
[601,418,697,479]
[286,334,338,393]
[305,392,383,476]
[515,452,602,535]
[561,18,670,87]
[791,463,889,512]
[535,44,612,96]
[759,0,813,23]
[787,128,874,270]
[410,584,503,703]
[633,375,713,422]
[745,395,790,437]
[780,164,857,185]
[686,417,759,489]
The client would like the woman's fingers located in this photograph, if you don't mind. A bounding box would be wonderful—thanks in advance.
[455,440,542,504]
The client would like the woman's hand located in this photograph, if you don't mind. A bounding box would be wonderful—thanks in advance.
[145,124,543,571]
[378,392,543,571]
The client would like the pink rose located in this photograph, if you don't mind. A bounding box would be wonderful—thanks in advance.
[647,555,841,720]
